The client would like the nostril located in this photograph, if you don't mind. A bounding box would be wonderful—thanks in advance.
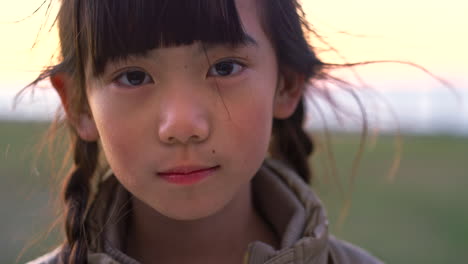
[165,135,201,144]
[158,115,210,144]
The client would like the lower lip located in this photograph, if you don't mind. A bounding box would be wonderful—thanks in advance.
[157,166,219,185]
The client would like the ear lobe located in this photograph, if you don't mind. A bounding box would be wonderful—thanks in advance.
[76,113,100,142]
[273,71,304,119]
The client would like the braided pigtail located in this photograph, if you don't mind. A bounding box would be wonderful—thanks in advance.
[60,136,98,264]
[271,98,314,183]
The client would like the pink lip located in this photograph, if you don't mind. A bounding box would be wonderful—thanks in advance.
[157,165,220,185]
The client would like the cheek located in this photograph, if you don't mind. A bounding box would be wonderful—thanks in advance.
[228,96,274,166]
[89,95,149,184]
[220,73,278,166]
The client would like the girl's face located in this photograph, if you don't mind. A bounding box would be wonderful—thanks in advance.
[78,0,301,220]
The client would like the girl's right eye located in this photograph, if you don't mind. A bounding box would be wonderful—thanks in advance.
[114,70,153,87]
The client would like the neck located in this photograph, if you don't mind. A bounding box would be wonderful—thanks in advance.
[126,182,279,264]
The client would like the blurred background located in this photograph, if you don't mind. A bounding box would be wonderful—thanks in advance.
[1,0,467,263]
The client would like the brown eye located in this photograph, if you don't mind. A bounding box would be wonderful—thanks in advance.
[208,60,244,77]
[116,70,153,87]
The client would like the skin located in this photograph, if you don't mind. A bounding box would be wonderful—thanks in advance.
[52,0,303,263]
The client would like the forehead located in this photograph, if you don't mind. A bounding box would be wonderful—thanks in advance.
[235,0,266,41]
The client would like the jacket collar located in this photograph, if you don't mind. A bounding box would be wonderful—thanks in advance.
[85,159,330,264]
[245,159,329,264]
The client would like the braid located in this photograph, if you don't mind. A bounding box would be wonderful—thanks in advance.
[60,136,98,264]
[271,99,314,183]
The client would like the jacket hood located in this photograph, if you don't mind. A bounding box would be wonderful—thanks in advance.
[244,159,330,263]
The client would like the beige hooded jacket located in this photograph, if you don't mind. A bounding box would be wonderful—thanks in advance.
[28,159,383,264]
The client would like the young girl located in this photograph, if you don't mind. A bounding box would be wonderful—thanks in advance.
[28,0,383,263]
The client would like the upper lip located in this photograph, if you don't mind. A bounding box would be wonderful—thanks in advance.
[158,165,220,175]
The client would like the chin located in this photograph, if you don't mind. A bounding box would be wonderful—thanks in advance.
[153,195,232,221]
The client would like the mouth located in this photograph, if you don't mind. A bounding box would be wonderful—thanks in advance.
[157,165,220,185]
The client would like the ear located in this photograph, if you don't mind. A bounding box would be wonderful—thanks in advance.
[50,72,69,112]
[273,70,304,119]
[50,73,99,142]
[75,113,100,142]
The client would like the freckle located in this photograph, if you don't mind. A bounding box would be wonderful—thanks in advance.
[212,149,216,154]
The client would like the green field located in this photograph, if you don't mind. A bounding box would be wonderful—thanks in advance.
[1,121,467,263]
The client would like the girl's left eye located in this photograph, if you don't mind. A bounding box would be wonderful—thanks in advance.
[207,60,244,77]
[114,70,153,87]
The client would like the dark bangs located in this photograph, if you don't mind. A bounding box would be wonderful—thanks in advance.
[77,0,247,76]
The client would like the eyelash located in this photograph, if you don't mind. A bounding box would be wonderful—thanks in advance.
[207,59,246,78]
[113,68,154,88]
[111,59,246,88]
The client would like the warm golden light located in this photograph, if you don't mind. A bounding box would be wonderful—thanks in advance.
[302,0,468,83]
[1,0,467,88]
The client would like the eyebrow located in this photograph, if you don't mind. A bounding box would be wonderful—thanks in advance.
[198,33,258,54]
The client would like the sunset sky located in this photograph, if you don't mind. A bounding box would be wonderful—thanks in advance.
[0,0,467,90]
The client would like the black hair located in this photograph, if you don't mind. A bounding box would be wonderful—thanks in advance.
[29,1,323,263]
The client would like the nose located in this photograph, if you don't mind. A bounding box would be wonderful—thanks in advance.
[158,100,210,145]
